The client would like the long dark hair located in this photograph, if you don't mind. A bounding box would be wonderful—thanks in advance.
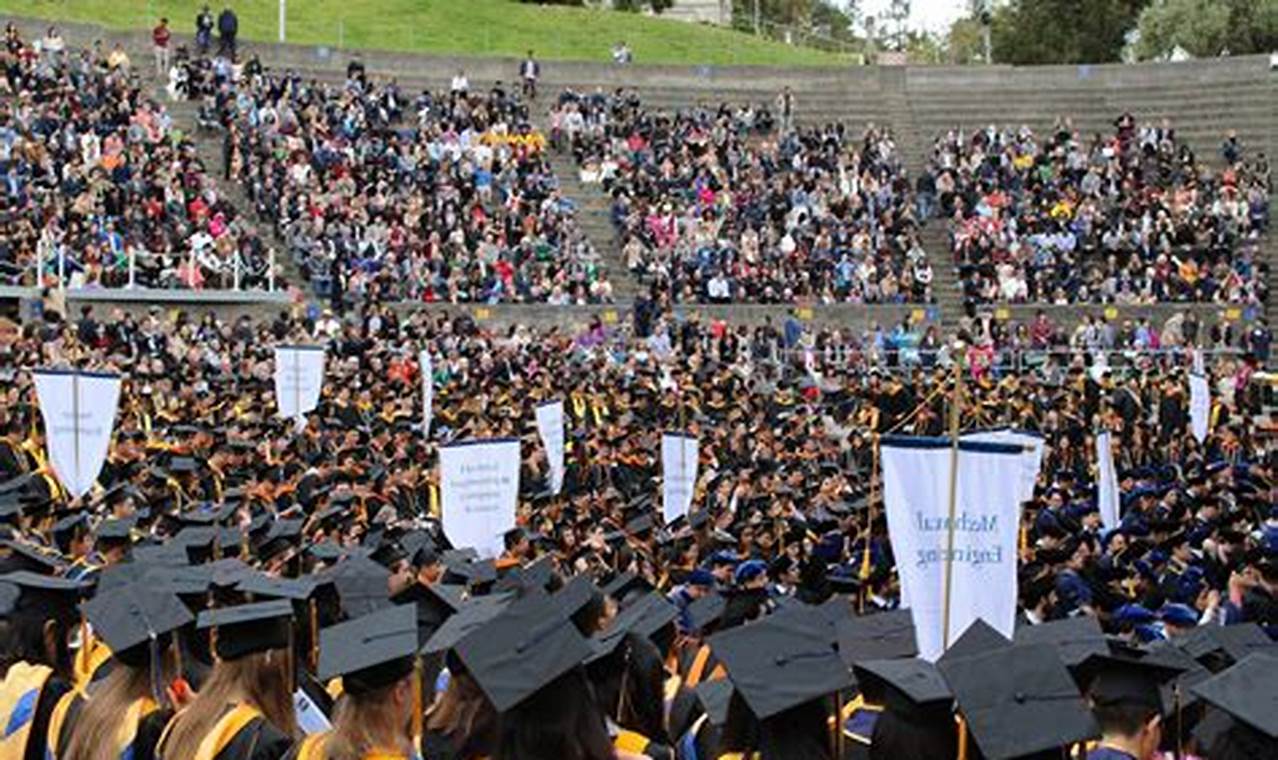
[494,667,613,760]
[869,703,957,760]
[586,632,669,744]
[719,691,830,760]
[1208,722,1278,760]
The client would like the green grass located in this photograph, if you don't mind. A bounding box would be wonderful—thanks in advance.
[3,0,849,66]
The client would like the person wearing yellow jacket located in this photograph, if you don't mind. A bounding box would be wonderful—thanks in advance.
[51,582,193,760]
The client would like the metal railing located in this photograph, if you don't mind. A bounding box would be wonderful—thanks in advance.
[22,245,277,293]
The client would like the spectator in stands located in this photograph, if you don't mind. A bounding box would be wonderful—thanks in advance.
[520,50,539,100]
[935,117,1270,307]
[195,5,214,54]
[106,42,130,71]
[612,41,632,64]
[450,68,469,94]
[153,18,172,78]
[39,26,65,62]
[776,86,796,133]
[217,5,238,58]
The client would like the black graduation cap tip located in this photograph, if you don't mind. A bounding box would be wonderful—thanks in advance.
[81,583,193,667]
[318,603,419,695]
[197,600,295,660]
[942,642,1100,760]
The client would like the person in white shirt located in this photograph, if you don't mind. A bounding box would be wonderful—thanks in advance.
[450,70,469,94]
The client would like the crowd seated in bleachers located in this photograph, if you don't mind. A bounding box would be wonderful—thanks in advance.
[551,89,931,305]
[929,115,1271,307]
[223,65,613,304]
[0,26,275,290]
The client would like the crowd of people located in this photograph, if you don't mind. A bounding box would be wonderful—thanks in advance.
[0,297,1274,759]
[551,89,932,305]
[206,56,614,305]
[0,26,278,291]
[932,116,1272,307]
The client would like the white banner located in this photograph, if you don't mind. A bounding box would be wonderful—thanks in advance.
[1189,373,1210,443]
[1095,431,1120,529]
[32,370,122,499]
[962,428,1044,506]
[274,346,326,422]
[440,439,521,558]
[420,350,433,437]
[535,401,565,495]
[880,436,1026,661]
[661,433,699,524]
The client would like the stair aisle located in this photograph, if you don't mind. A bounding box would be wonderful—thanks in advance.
[156,85,307,294]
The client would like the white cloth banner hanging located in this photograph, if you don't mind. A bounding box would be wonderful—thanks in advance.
[1189,373,1210,443]
[273,346,326,422]
[1095,431,1121,529]
[439,439,521,558]
[535,401,565,495]
[32,370,122,499]
[661,433,699,524]
[880,435,1026,661]
[961,428,1044,506]
[1191,348,1205,375]
[420,350,434,437]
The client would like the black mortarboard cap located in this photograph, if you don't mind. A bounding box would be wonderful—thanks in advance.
[600,571,651,603]
[836,609,918,665]
[454,593,593,712]
[236,573,323,602]
[1014,615,1108,668]
[1189,653,1278,740]
[324,556,391,618]
[96,518,136,544]
[317,604,418,696]
[686,593,727,633]
[710,610,851,719]
[589,591,679,661]
[853,658,952,713]
[420,592,513,655]
[0,540,68,575]
[1076,648,1187,713]
[552,575,599,620]
[197,600,294,660]
[695,678,734,727]
[938,618,1012,664]
[1177,623,1277,669]
[52,511,88,538]
[940,643,1098,760]
[82,583,193,668]
[0,571,88,613]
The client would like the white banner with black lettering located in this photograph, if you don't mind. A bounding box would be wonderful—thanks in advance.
[880,435,1026,661]
[1189,373,1210,443]
[420,350,433,437]
[274,345,326,422]
[661,433,699,524]
[440,439,521,558]
[32,369,122,499]
[1096,431,1121,529]
[535,400,565,495]
[962,428,1044,506]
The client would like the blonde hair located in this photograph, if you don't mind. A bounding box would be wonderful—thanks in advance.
[322,680,413,760]
[63,646,176,760]
[159,649,297,759]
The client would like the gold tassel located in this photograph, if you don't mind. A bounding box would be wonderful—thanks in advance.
[411,657,424,750]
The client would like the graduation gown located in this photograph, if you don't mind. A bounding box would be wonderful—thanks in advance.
[158,704,292,760]
[0,663,73,760]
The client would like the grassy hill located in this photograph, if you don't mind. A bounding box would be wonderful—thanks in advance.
[5,0,849,66]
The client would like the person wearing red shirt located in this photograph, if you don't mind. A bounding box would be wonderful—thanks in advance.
[152,18,171,78]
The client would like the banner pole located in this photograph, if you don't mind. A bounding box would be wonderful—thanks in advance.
[72,371,80,497]
[941,349,964,651]
[293,349,301,424]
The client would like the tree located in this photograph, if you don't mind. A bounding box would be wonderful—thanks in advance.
[1134,0,1278,59]
[945,16,988,63]
[991,0,1148,64]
